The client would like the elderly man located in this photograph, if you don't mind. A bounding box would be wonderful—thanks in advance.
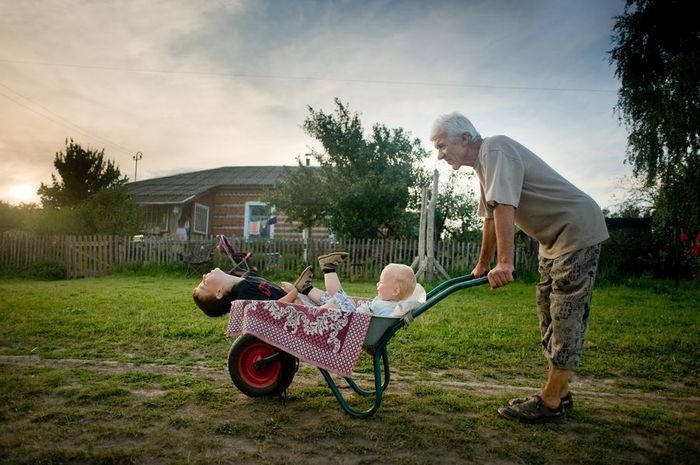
[431,112,608,423]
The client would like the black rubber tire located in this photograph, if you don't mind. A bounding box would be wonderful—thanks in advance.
[227,334,297,397]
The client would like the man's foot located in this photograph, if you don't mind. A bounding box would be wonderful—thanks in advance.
[497,395,565,423]
[508,392,573,410]
[318,252,349,270]
[293,266,314,292]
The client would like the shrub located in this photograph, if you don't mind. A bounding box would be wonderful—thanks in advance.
[27,259,66,280]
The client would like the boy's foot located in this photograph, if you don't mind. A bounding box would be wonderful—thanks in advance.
[508,392,573,410]
[293,266,314,292]
[498,395,565,423]
[318,252,349,269]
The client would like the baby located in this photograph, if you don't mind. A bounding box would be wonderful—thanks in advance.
[279,252,419,317]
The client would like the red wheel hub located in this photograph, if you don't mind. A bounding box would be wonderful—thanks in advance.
[237,341,281,388]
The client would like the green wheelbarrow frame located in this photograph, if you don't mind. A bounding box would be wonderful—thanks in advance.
[319,274,489,418]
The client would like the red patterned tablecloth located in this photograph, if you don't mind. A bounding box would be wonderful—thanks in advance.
[227,300,372,377]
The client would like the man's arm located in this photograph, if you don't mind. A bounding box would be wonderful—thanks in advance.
[472,217,496,278]
[488,204,516,289]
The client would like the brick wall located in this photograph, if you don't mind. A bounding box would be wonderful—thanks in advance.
[210,186,328,240]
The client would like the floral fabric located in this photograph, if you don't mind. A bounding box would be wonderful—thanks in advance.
[227,299,372,377]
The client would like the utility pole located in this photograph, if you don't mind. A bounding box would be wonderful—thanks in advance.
[133,152,143,181]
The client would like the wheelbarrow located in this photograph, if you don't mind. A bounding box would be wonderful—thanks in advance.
[226,274,490,418]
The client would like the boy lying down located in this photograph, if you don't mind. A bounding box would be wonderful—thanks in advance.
[193,252,423,318]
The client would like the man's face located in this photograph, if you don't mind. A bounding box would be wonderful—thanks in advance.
[194,267,229,300]
[434,133,469,170]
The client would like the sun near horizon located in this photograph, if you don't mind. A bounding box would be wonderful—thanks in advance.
[4,183,40,205]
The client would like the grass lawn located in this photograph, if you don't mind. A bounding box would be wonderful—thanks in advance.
[0,273,698,464]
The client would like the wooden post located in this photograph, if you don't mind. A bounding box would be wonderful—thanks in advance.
[412,170,449,281]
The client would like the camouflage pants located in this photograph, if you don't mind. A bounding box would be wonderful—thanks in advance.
[536,243,602,370]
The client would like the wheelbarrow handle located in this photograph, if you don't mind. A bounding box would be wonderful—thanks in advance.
[415,271,517,320]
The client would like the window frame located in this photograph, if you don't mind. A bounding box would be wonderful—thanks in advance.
[192,203,210,235]
[244,201,274,240]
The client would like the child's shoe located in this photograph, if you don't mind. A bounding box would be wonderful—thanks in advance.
[318,252,349,270]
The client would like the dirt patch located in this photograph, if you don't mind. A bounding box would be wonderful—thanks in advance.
[2,354,697,405]
[2,354,698,465]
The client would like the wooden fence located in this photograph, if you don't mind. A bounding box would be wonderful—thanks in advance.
[0,232,536,279]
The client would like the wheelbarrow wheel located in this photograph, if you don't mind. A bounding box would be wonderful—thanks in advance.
[227,334,297,397]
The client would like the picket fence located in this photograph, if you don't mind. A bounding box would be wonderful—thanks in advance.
[0,232,535,279]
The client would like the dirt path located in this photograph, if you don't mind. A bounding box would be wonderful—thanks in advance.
[2,354,697,405]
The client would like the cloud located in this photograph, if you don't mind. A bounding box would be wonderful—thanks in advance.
[0,0,628,208]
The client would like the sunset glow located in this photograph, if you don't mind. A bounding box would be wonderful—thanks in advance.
[6,184,38,204]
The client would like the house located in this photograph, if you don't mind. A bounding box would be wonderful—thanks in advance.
[126,166,327,240]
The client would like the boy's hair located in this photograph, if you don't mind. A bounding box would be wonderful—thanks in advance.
[192,288,234,317]
[385,263,417,300]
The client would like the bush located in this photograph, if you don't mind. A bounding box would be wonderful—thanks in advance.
[27,259,66,280]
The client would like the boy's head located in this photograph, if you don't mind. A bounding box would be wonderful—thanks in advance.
[192,268,236,317]
[377,264,417,302]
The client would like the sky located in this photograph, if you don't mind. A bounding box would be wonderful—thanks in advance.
[0,0,631,209]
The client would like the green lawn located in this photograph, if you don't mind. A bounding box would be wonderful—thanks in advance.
[0,274,698,464]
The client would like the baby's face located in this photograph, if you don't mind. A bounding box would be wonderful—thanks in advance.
[376,268,399,301]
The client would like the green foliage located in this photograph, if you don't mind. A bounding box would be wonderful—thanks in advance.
[77,186,142,235]
[24,205,80,234]
[38,138,128,208]
[269,99,430,239]
[25,187,141,235]
[263,164,326,232]
[0,201,39,232]
[24,139,139,235]
[435,170,481,241]
[597,219,657,281]
[609,0,700,239]
[26,259,67,280]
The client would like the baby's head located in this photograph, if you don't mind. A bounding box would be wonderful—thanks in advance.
[377,264,416,302]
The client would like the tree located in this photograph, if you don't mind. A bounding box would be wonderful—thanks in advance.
[264,163,327,233]
[609,0,700,239]
[435,171,481,241]
[38,139,128,208]
[604,175,654,218]
[0,201,39,232]
[77,186,142,235]
[26,186,141,235]
[268,100,429,239]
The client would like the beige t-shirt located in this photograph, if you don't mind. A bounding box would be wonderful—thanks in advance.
[474,135,608,259]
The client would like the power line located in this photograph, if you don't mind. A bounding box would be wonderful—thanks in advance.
[0,58,618,94]
[0,80,136,156]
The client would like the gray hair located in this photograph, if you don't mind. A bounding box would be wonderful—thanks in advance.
[430,112,481,143]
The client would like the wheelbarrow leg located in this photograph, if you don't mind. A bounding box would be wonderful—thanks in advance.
[319,347,390,418]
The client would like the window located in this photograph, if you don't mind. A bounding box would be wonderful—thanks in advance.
[193,203,209,235]
[244,202,274,239]
[142,206,168,234]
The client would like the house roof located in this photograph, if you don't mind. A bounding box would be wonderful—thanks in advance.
[126,165,297,205]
